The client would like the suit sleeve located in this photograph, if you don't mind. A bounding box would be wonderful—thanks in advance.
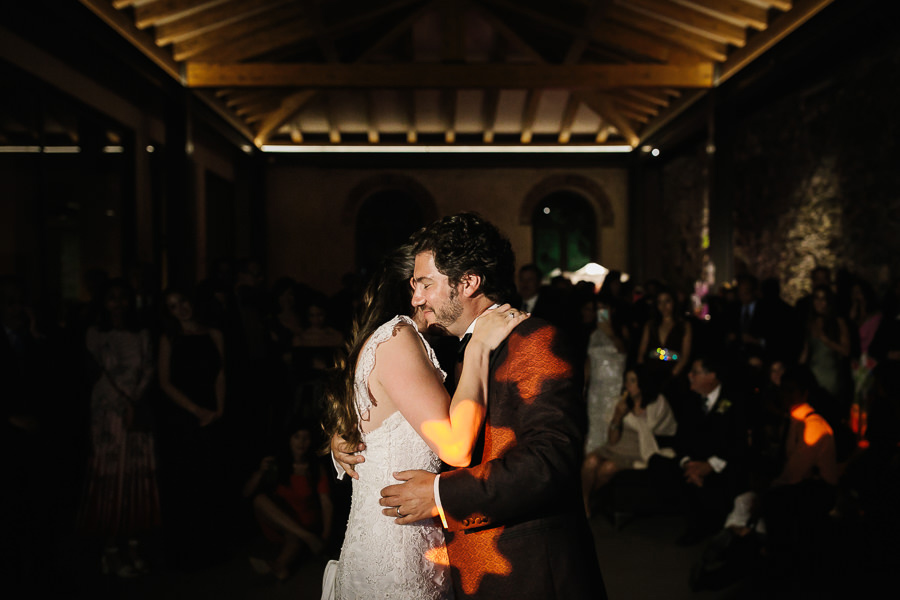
[437,322,586,530]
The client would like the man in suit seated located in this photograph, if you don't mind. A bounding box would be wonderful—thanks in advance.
[649,355,749,546]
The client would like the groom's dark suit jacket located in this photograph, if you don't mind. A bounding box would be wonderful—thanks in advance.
[438,317,606,599]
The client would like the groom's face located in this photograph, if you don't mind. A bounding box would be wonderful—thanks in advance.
[410,251,465,335]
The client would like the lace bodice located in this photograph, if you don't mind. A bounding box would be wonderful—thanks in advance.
[335,316,452,600]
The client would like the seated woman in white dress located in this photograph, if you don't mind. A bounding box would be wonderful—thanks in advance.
[321,244,527,600]
[581,367,678,517]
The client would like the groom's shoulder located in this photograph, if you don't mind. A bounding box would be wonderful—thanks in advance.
[509,316,570,353]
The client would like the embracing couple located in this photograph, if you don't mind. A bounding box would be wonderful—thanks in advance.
[323,213,606,599]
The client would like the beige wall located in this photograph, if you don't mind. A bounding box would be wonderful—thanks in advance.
[267,165,628,294]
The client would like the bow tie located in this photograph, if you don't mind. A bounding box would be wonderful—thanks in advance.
[456,333,472,362]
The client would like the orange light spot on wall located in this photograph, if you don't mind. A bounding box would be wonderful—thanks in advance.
[496,325,571,403]
[423,546,450,568]
[457,527,513,595]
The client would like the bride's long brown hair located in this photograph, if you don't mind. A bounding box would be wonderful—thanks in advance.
[321,243,417,450]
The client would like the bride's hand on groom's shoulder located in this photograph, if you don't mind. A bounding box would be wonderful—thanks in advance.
[332,434,365,480]
[471,303,529,351]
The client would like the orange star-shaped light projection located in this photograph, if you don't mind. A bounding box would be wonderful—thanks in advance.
[483,423,516,461]
[424,545,450,568]
[456,527,513,596]
[496,325,572,403]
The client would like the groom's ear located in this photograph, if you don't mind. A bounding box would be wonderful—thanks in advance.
[458,273,483,298]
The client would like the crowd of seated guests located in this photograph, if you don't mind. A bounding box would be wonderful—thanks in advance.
[2,258,899,592]
[542,264,900,592]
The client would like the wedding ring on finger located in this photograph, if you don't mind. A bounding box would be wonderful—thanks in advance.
[507,311,517,319]
[396,507,403,518]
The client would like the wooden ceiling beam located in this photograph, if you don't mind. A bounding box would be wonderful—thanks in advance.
[79,0,181,81]
[596,23,707,64]
[325,92,341,144]
[252,0,443,145]
[670,0,769,30]
[718,0,835,84]
[481,32,506,144]
[613,95,659,117]
[407,90,418,143]
[193,90,256,142]
[744,0,792,11]
[365,92,379,144]
[254,90,317,146]
[185,62,715,89]
[155,0,290,46]
[557,93,580,144]
[134,0,228,30]
[608,6,728,61]
[614,0,747,47]
[303,0,341,63]
[519,90,541,144]
[622,88,671,107]
[470,2,545,63]
[223,89,272,107]
[191,17,318,62]
[172,3,307,61]
[578,92,639,147]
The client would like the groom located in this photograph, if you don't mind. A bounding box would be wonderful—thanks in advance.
[376,213,605,599]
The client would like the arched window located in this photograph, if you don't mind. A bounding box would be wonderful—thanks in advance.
[532,191,597,275]
[355,190,424,278]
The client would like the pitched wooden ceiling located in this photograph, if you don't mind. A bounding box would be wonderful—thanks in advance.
[80,0,835,150]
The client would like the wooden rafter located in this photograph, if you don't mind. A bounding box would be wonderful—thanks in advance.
[79,0,181,81]
[578,92,639,147]
[616,0,747,47]
[718,0,836,84]
[155,0,291,46]
[557,93,580,144]
[191,16,317,62]
[622,88,671,107]
[595,23,707,64]
[608,6,728,61]
[185,63,715,89]
[134,0,229,30]
[480,31,505,143]
[252,0,442,144]
[172,3,307,61]
[366,92,379,143]
[519,91,541,143]
[670,0,770,30]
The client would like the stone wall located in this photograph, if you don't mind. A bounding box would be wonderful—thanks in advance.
[732,39,900,303]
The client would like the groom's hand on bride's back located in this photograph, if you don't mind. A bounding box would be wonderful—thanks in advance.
[332,433,365,480]
[379,470,439,524]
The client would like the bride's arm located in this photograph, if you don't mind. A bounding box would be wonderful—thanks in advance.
[372,308,526,467]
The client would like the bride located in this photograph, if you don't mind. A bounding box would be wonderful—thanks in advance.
[321,244,526,600]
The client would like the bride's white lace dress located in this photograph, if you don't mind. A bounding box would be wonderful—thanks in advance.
[334,315,453,600]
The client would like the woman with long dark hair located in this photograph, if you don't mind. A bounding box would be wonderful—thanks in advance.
[156,288,228,570]
[800,284,852,416]
[320,243,526,600]
[636,287,693,396]
[581,366,677,517]
[243,419,332,581]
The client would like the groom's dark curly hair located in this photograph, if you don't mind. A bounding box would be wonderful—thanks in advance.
[410,212,516,304]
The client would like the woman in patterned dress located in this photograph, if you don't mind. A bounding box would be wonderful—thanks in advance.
[78,279,160,576]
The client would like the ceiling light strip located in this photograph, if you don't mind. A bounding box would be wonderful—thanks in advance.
[260,144,634,154]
